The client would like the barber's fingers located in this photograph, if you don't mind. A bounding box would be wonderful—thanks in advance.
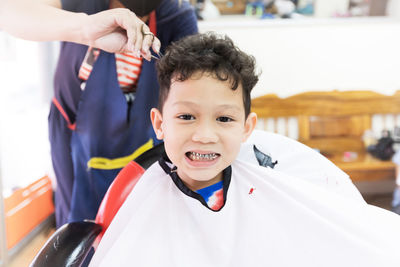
[115,9,160,61]
[89,8,160,58]
[141,23,161,58]
[115,8,143,52]
[133,24,145,58]
[140,24,159,61]
[111,9,147,54]
[151,38,161,57]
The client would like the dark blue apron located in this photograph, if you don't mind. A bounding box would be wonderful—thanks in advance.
[51,0,197,227]
[68,50,160,222]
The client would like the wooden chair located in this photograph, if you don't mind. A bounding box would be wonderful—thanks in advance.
[251,90,400,182]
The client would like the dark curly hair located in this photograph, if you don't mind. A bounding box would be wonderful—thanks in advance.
[156,32,259,117]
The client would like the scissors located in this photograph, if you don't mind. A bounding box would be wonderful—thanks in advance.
[151,51,163,61]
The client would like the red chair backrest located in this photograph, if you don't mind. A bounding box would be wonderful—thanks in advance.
[94,161,145,245]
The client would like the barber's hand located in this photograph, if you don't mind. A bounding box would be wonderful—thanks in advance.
[82,8,160,61]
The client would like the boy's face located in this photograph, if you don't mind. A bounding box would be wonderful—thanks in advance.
[151,72,256,191]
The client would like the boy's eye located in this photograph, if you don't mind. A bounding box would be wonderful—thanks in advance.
[217,116,233,122]
[178,114,195,120]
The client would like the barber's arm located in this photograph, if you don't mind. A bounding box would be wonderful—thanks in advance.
[0,0,160,58]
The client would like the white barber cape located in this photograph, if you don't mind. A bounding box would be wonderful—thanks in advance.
[90,156,400,266]
[238,130,364,201]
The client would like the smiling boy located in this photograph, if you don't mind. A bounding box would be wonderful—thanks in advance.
[90,33,400,267]
[151,72,256,192]
[148,32,257,211]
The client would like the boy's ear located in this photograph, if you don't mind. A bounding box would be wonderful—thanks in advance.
[242,112,257,142]
[150,108,164,140]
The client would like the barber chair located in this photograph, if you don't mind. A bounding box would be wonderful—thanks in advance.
[29,130,363,266]
[30,143,165,267]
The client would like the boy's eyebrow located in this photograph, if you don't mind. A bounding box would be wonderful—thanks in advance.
[172,101,196,107]
[216,104,242,112]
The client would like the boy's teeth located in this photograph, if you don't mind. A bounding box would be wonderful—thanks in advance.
[188,152,218,161]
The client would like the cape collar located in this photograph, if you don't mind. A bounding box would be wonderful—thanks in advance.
[158,153,231,212]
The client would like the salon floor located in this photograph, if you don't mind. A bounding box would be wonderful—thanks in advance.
[8,225,54,267]
[8,192,396,267]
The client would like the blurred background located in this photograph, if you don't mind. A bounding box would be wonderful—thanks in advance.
[1,0,400,266]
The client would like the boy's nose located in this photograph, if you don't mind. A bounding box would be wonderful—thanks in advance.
[192,122,218,143]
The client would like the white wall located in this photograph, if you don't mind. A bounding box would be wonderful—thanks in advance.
[0,33,55,196]
[199,16,400,98]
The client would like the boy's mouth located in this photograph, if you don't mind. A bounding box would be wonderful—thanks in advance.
[186,151,220,161]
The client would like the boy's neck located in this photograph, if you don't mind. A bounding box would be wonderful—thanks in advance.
[180,172,223,191]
